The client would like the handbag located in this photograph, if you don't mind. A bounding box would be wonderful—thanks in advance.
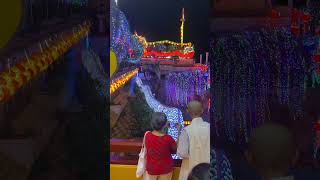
[136,131,149,178]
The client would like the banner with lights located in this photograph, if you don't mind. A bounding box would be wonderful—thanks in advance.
[0,22,90,103]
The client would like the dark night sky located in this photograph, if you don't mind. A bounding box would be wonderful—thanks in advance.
[118,0,210,59]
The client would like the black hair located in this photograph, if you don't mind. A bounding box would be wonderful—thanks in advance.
[150,112,167,131]
[187,163,210,180]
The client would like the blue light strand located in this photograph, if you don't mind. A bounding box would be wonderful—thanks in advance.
[165,71,208,108]
[135,77,184,159]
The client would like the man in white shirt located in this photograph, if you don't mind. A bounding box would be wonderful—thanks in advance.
[177,101,210,180]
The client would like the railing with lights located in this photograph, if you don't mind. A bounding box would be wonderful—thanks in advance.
[135,77,184,159]
[110,68,139,95]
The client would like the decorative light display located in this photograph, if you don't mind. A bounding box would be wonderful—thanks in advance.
[143,49,194,59]
[184,120,191,126]
[110,0,144,64]
[180,8,185,44]
[133,32,148,49]
[0,22,90,103]
[134,8,195,60]
[165,71,208,108]
[211,28,309,143]
[110,68,139,95]
[147,40,192,47]
[135,76,184,158]
[210,149,233,180]
[194,64,208,73]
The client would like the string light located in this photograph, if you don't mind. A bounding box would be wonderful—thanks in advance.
[110,68,138,95]
[184,121,191,126]
[165,71,208,108]
[211,28,308,143]
[0,22,90,103]
[143,50,194,59]
[180,8,185,44]
[111,2,144,63]
[147,40,192,47]
[135,77,184,159]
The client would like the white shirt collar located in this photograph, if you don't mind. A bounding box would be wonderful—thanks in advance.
[191,117,203,124]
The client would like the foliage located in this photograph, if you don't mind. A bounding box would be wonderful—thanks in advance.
[130,86,153,136]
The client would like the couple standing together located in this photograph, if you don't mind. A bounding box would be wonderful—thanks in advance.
[142,100,210,180]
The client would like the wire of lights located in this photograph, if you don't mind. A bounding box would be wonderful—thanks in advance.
[147,40,192,47]
[135,77,184,159]
[110,68,139,94]
[180,8,185,44]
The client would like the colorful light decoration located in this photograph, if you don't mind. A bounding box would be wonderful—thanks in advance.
[110,68,139,95]
[180,8,185,44]
[135,76,184,159]
[143,49,195,59]
[0,22,90,103]
[147,40,192,47]
[165,71,208,108]
[184,120,191,126]
[211,28,308,143]
[111,1,144,64]
[210,149,234,180]
[136,8,195,60]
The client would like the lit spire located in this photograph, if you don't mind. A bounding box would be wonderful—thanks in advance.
[180,8,185,44]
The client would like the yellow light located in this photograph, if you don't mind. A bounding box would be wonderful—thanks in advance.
[110,68,139,95]
[180,8,185,44]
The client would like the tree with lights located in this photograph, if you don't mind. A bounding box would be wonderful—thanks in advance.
[110,0,143,65]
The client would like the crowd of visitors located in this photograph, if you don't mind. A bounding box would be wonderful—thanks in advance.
[137,88,320,180]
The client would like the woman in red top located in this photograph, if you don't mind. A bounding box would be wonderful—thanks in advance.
[144,112,177,180]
